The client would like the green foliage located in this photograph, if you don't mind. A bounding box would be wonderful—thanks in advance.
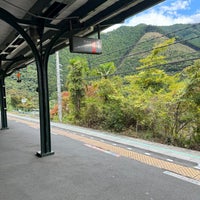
[70,39,200,149]
[160,24,200,49]
[67,57,88,121]
[96,78,118,102]
[135,69,174,93]
[66,46,199,148]
[101,102,126,132]
[81,98,103,128]
[5,66,38,111]
[96,62,116,78]
[138,38,175,69]
[5,24,200,150]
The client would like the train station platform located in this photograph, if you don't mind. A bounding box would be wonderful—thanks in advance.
[8,113,200,165]
[0,115,200,200]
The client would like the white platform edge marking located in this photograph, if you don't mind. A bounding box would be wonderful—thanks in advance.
[163,171,200,186]
[166,158,173,162]
[194,163,200,169]
[84,144,120,157]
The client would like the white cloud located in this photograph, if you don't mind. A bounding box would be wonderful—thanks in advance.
[124,11,200,27]
[126,11,175,26]
[102,0,200,33]
[162,0,191,13]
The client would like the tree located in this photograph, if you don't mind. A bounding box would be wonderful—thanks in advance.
[134,38,176,93]
[96,62,116,78]
[137,38,175,70]
[66,57,88,121]
[123,39,178,137]
[178,60,200,149]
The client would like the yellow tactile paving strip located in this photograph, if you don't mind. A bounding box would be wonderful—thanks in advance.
[53,128,200,181]
[9,116,200,181]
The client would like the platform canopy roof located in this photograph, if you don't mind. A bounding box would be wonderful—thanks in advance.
[0,0,164,77]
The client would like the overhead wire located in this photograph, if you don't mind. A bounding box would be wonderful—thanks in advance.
[89,34,200,68]
[118,51,200,68]
[59,33,200,78]
[85,56,200,80]
[116,34,200,61]
[89,23,200,65]
[117,35,200,63]
[39,22,200,69]
[50,23,200,76]
[86,26,200,79]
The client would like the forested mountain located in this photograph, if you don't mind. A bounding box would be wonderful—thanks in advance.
[6,23,200,107]
[43,23,199,95]
[54,23,200,81]
[58,23,200,71]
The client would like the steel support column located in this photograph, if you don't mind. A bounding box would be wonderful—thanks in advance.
[35,52,54,157]
[0,8,54,157]
[0,77,8,130]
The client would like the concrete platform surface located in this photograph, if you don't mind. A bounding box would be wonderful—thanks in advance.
[1,116,200,200]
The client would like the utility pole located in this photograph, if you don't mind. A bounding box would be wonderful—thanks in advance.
[56,51,62,122]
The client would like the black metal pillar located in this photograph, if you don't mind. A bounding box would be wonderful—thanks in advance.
[36,53,54,157]
[34,22,54,157]
[0,8,54,157]
[0,77,8,130]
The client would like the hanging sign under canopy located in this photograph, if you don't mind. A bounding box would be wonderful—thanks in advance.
[70,37,102,54]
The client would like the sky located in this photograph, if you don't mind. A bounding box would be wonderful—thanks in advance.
[103,0,200,32]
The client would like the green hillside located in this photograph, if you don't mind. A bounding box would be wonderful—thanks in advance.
[118,31,197,74]
[5,23,200,108]
[160,23,200,50]
[56,23,200,78]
